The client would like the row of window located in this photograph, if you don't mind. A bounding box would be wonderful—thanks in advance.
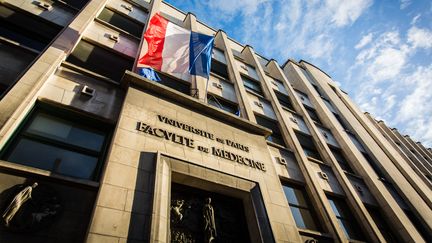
[0,2,90,98]
[282,182,398,241]
[0,106,111,180]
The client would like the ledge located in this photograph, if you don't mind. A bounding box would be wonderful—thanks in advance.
[123,71,272,137]
[0,160,99,189]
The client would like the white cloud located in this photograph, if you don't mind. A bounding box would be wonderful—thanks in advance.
[395,65,432,146]
[400,0,412,10]
[410,14,421,25]
[326,0,373,26]
[407,26,432,49]
[366,47,408,81]
[351,25,432,146]
[355,33,373,49]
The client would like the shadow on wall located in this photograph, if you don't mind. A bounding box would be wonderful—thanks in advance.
[127,152,157,243]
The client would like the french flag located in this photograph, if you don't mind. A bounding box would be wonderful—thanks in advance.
[137,13,214,79]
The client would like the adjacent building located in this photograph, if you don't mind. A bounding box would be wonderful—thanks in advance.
[0,0,431,242]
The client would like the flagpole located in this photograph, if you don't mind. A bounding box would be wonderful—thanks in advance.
[204,76,210,103]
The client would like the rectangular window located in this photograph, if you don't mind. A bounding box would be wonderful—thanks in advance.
[295,132,322,161]
[157,72,190,95]
[334,113,349,131]
[0,5,62,51]
[66,40,133,82]
[275,91,294,110]
[305,107,321,123]
[212,48,226,64]
[327,196,364,240]
[207,95,238,115]
[97,8,144,37]
[211,59,229,79]
[0,108,111,180]
[362,153,386,178]
[0,42,37,97]
[255,115,285,147]
[366,207,398,242]
[242,76,263,96]
[62,0,89,9]
[282,183,320,231]
[330,148,354,173]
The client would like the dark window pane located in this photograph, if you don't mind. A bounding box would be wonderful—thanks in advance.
[7,138,98,179]
[305,107,321,123]
[26,113,105,151]
[282,186,307,207]
[157,72,190,95]
[97,8,143,37]
[207,95,238,114]
[330,148,354,173]
[242,76,262,95]
[328,197,363,240]
[295,132,322,160]
[255,115,285,146]
[66,40,133,81]
[0,42,37,96]
[0,6,61,51]
[211,59,228,79]
[283,184,321,231]
[290,207,319,230]
[62,0,89,9]
[367,207,398,242]
[275,91,294,110]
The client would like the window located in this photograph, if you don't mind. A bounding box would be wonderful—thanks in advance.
[362,153,386,179]
[0,5,62,51]
[330,148,354,173]
[275,91,294,110]
[211,59,229,79]
[0,42,37,96]
[334,113,349,131]
[97,8,144,37]
[0,108,111,180]
[61,0,89,9]
[242,76,263,95]
[157,72,190,95]
[327,196,364,240]
[255,115,285,147]
[305,107,321,123]
[282,183,320,231]
[212,48,226,64]
[311,84,322,96]
[66,40,133,82]
[207,95,238,115]
[0,5,62,97]
[295,132,322,161]
[366,207,398,242]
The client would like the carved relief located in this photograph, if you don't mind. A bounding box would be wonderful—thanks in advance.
[0,182,62,232]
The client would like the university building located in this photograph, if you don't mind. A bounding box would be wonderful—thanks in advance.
[0,0,431,242]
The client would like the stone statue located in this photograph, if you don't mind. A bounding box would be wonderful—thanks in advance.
[171,199,185,223]
[2,182,38,226]
[203,197,216,243]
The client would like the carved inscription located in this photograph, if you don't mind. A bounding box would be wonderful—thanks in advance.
[136,115,266,172]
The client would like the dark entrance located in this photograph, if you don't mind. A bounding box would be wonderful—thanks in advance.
[170,183,251,243]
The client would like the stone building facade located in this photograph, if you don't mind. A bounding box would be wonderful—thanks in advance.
[0,0,431,242]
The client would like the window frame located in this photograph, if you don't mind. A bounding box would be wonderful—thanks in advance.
[255,114,286,147]
[282,182,321,231]
[0,103,112,181]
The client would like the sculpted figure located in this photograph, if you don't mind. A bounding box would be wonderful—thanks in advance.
[171,199,185,223]
[2,182,38,226]
[203,197,216,243]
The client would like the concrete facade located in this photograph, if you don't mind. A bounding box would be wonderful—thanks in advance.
[0,0,431,242]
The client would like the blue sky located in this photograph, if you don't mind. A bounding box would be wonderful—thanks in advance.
[165,0,432,147]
